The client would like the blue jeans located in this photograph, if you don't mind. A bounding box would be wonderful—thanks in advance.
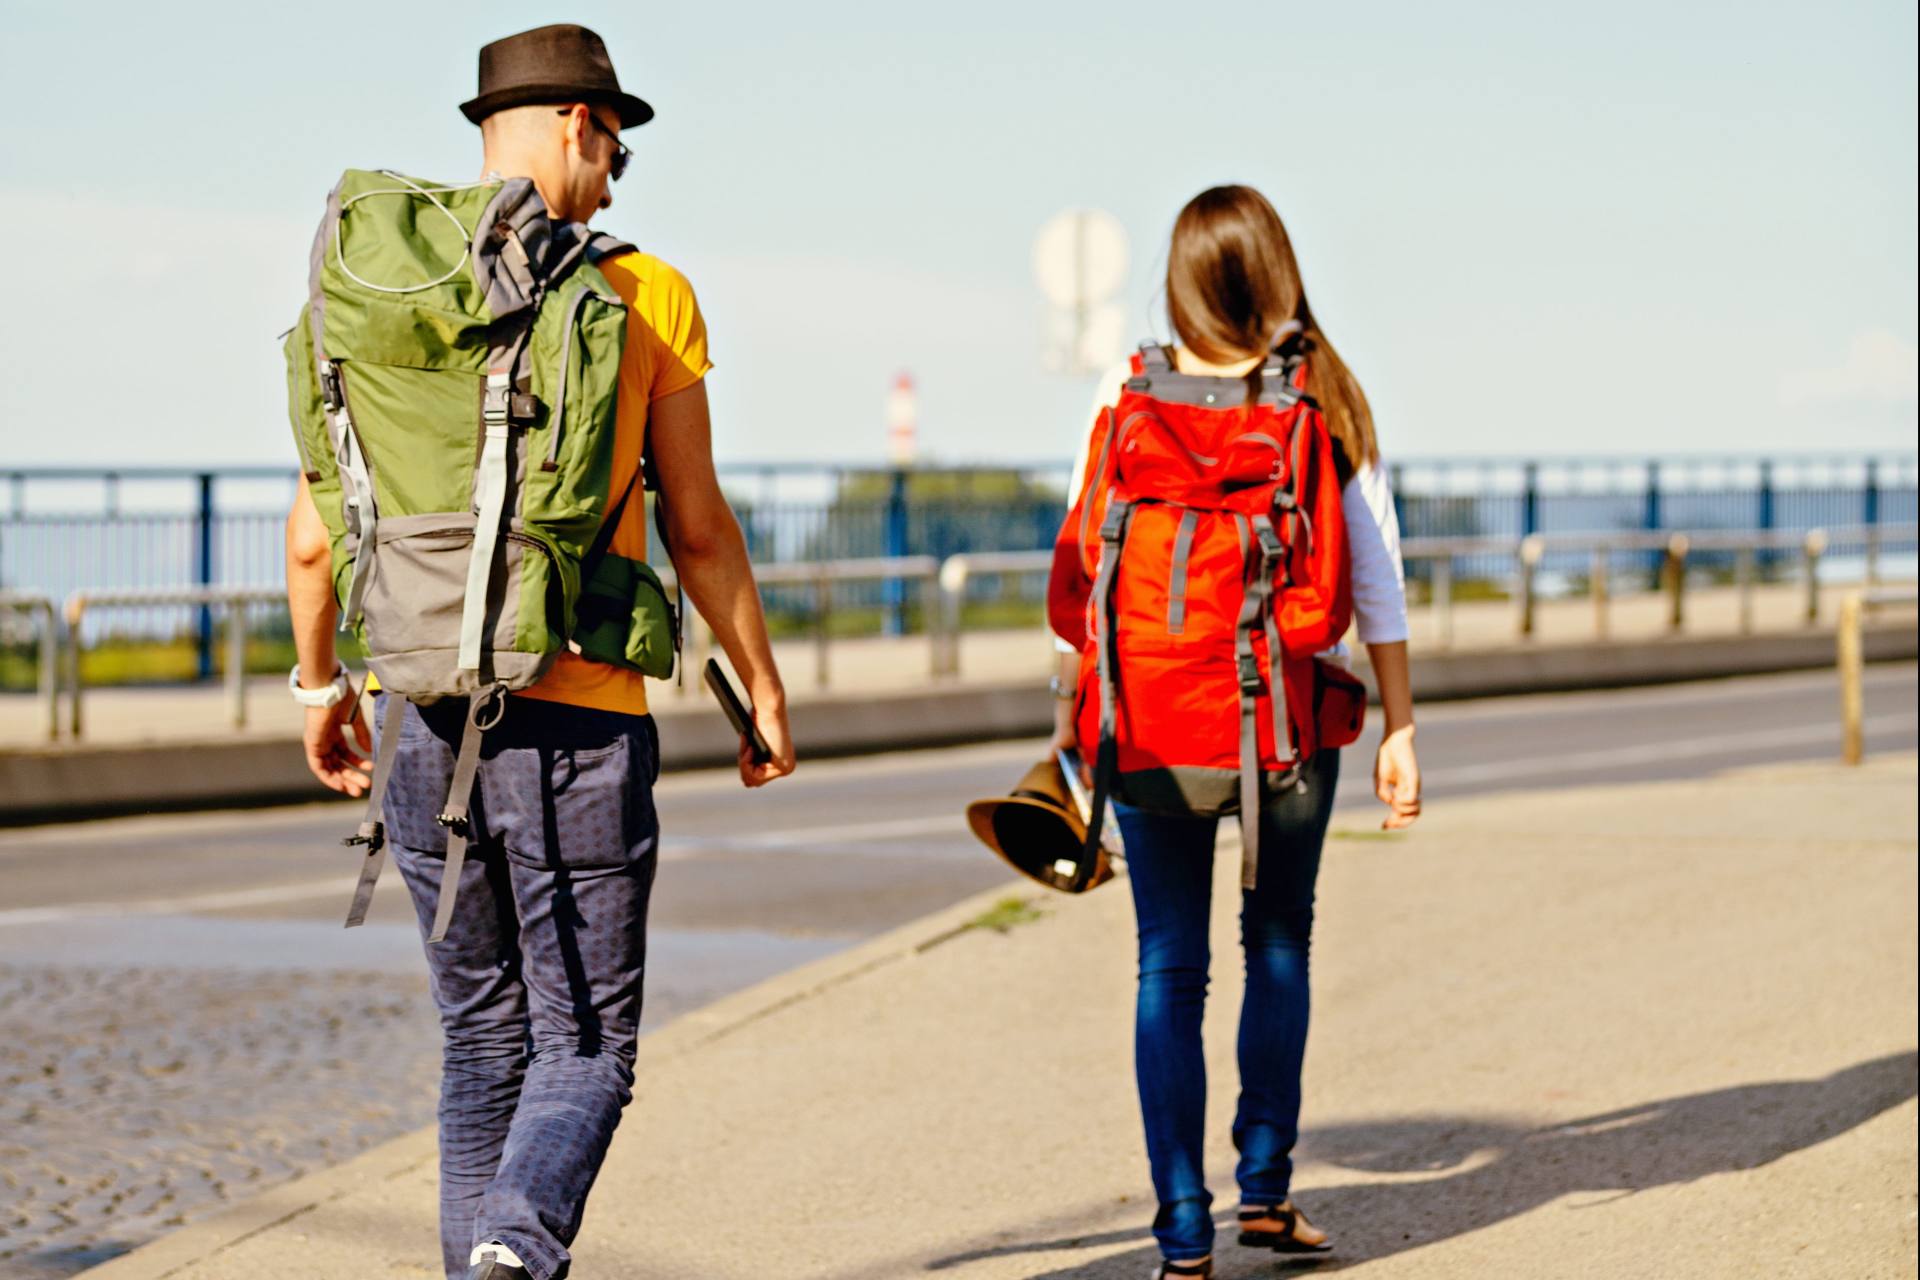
[1117,749,1340,1262]
[378,693,661,1280]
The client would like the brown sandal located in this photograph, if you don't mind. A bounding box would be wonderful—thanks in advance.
[1237,1201,1332,1253]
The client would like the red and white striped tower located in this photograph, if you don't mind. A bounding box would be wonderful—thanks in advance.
[886,372,917,466]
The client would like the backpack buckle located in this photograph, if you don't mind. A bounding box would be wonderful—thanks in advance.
[1098,501,1129,544]
[342,821,383,849]
[434,812,470,836]
[1237,651,1263,693]
[1252,517,1286,566]
[482,372,512,426]
[318,361,344,411]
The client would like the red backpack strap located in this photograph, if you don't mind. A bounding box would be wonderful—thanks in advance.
[1072,498,1133,891]
[1232,512,1299,890]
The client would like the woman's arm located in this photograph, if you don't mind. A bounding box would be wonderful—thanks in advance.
[1346,461,1420,828]
[1049,361,1131,759]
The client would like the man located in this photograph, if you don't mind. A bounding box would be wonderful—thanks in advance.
[284,24,796,1280]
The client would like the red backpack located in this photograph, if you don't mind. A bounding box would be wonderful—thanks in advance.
[1048,343,1364,890]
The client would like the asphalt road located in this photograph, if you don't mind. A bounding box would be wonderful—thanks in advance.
[0,664,1914,1277]
[3,663,1916,962]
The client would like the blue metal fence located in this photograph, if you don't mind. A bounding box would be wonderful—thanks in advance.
[4,455,1915,669]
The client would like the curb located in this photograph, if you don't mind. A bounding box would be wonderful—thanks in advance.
[6,623,1915,825]
[71,876,1034,1280]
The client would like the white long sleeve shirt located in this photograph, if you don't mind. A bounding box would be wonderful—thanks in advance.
[1053,359,1410,653]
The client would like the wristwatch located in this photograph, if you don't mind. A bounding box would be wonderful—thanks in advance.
[1048,674,1076,701]
[289,661,352,709]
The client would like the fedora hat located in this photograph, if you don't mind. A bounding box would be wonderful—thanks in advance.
[461,24,654,129]
[966,759,1116,894]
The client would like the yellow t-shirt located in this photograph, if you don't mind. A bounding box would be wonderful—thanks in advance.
[514,250,712,717]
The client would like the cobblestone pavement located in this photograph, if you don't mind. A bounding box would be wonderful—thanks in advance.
[0,963,439,1279]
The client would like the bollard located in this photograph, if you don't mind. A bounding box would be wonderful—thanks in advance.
[1864,525,1880,586]
[1803,529,1827,625]
[39,603,59,741]
[1516,535,1544,638]
[1662,533,1690,633]
[922,568,943,679]
[226,600,249,729]
[65,596,86,740]
[1590,545,1610,641]
[1735,546,1756,634]
[1432,557,1454,651]
[1837,591,1863,765]
[937,556,971,678]
[813,568,831,691]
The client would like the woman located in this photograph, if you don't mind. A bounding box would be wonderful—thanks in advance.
[1050,184,1422,1279]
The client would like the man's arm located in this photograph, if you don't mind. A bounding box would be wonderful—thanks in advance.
[287,473,371,795]
[648,380,796,786]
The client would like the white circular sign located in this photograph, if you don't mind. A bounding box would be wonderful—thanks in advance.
[1033,208,1128,310]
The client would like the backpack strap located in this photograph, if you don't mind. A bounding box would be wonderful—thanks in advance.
[428,684,507,944]
[584,233,636,264]
[542,282,619,473]
[1073,498,1132,891]
[459,326,532,673]
[342,692,409,928]
[306,181,382,630]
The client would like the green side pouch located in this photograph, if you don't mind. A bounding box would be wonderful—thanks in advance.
[573,552,680,680]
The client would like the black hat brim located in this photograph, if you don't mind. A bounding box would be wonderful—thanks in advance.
[461,85,654,129]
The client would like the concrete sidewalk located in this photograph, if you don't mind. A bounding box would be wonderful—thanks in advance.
[79,754,1919,1279]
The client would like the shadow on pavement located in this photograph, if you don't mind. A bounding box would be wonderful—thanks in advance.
[929,1050,1917,1278]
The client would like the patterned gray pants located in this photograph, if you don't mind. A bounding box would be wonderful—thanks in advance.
[379,694,660,1280]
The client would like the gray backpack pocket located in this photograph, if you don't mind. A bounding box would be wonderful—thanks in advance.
[573,552,679,680]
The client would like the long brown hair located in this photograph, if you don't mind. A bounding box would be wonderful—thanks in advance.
[1166,184,1376,481]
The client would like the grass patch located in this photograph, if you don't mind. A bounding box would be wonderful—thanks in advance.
[968,895,1047,934]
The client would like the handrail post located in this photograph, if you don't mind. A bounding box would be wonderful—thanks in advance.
[1803,529,1827,626]
[1433,556,1454,650]
[1663,533,1690,633]
[226,594,249,729]
[1734,546,1756,634]
[195,471,216,681]
[923,565,942,678]
[1837,590,1863,765]
[813,567,831,691]
[64,594,86,741]
[1590,544,1610,641]
[1516,535,1544,638]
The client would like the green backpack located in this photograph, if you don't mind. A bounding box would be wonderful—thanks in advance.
[285,169,677,942]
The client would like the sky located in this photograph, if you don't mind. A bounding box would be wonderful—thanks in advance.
[1,0,1914,470]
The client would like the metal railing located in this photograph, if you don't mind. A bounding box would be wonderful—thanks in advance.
[1413,523,1917,650]
[657,556,944,692]
[17,524,1919,741]
[62,586,287,740]
[0,590,60,741]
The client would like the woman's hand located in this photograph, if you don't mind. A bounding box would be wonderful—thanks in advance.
[1373,724,1421,830]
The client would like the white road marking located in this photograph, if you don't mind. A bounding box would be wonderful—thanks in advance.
[5,707,1912,925]
[0,877,366,928]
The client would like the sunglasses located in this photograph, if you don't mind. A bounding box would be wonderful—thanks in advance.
[558,108,630,181]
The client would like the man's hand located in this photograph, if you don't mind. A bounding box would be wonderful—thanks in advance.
[1373,724,1422,830]
[739,696,795,787]
[305,693,373,797]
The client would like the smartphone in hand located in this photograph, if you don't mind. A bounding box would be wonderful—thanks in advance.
[704,659,772,766]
